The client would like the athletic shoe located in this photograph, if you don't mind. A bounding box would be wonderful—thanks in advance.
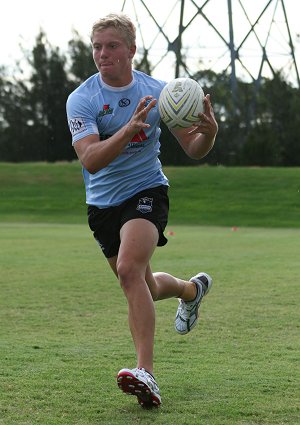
[117,367,161,408]
[175,272,212,335]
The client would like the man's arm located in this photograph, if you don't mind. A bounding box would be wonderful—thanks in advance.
[170,94,218,160]
[73,96,157,174]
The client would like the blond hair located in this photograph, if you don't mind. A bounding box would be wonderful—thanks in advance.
[91,13,136,48]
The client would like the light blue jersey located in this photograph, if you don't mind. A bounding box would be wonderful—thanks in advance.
[66,70,169,208]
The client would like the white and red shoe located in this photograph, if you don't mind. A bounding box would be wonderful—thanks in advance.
[117,367,161,408]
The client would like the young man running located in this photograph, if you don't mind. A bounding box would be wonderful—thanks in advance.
[66,12,218,408]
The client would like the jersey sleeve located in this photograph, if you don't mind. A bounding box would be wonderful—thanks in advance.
[66,92,99,145]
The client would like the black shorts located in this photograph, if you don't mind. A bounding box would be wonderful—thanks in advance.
[87,185,169,258]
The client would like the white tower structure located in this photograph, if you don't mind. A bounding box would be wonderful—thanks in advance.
[121,0,299,92]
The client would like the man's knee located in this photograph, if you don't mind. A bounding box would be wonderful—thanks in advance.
[116,260,143,291]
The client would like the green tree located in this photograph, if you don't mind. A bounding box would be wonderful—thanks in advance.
[259,73,300,166]
[68,30,96,83]
[0,65,34,161]
[28,30,76,161]
[0,30,299,165]
[193,69,243,165]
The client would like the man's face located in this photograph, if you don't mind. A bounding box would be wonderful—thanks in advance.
[92,28,136,86]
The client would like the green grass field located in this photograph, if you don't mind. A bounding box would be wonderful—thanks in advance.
[0,163,300,424]
[0,162,299,227]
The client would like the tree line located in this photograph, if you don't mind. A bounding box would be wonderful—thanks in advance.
[0,30,299,166]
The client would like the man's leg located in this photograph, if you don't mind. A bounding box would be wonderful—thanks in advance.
[108,259,197,303]
[114,221,200,371]
[145,266,198,301]
[109,218,211,407]
[116,218,158,374]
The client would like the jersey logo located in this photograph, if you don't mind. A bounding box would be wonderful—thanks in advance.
[136,197,153,214]
[99,104,114,117]
[119,98,130,107]
[68,117,86,136]
[130,129,147,143]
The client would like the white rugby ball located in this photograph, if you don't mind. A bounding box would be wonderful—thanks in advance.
[158,77,204,128]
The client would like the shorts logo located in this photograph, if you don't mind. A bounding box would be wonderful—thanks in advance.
[136,197,153,214]
[68,117,86,136]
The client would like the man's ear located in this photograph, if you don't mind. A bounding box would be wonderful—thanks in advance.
[129,45,136,59]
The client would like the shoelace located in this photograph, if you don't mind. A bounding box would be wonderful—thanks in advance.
[137,369,159,392]
[178,283,205,316]
[178,300,194,317]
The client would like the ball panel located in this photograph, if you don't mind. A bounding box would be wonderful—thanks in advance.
[158,78,204,128]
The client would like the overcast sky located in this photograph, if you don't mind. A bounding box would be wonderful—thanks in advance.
[2,0,299,83]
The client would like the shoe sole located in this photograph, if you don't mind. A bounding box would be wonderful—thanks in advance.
[117,370,161,408]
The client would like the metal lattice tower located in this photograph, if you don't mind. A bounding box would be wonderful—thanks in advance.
[121,0,300,94]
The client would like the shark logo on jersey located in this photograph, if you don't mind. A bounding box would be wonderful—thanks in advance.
[68,117,86,136]
[136,197,153,214]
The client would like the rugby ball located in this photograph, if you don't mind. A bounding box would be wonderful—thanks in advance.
[158,77,204,128]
